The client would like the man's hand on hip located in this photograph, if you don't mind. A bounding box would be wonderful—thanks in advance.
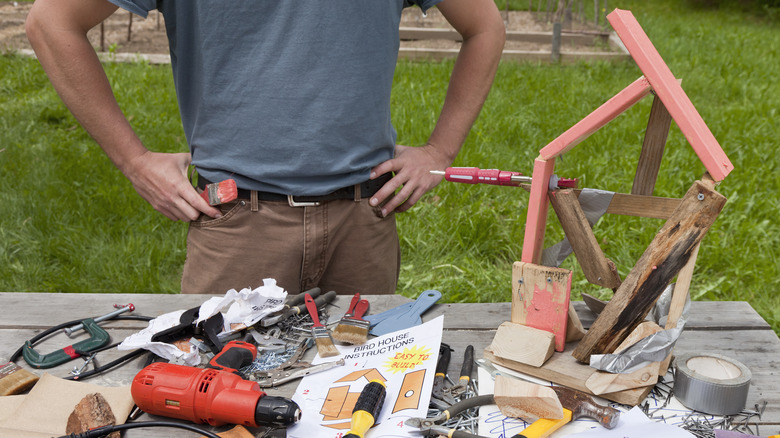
[125,151,222,222]
[368,144,450,217]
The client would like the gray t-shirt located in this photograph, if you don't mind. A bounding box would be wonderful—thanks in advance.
[109,0,442,195]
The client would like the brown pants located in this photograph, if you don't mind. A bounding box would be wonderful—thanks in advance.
[181,195,400,295]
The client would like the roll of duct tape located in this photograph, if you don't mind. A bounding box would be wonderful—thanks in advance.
[674,352,751,415]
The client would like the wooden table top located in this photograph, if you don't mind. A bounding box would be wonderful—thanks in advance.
[1,292,778,437]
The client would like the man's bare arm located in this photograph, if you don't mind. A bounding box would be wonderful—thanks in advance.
[369,0,505,216]
[26,0,220,221]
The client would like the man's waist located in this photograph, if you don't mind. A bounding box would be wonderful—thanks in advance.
[197,173,391,206]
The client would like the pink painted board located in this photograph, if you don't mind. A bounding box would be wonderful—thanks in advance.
[540,76,652,160]
[511,262,573,352]
[608,9,733,181]
[521,158,555,264]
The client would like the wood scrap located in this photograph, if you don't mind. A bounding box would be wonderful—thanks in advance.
[494,375,564,421]
[511,262,572,352]
[548,188,621,289]
[489,321,555,367]
[585,361,660,395]
[483,344,653,406]
[66,393,119,438]
[572,177,726,363]
[565,302,586,342]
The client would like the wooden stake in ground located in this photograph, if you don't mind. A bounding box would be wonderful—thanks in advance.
[572,177,726,363]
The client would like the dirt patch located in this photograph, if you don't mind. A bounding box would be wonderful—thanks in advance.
[1,2,613,57]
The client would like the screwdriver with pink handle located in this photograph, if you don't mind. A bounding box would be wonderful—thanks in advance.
[430,167,578,189]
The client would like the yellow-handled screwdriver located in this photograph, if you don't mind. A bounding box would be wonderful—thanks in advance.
[343,380,387,438]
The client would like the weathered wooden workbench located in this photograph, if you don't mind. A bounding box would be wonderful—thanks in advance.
[1,292,778,437]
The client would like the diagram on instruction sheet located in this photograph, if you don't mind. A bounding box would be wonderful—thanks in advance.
[288,316,443,437]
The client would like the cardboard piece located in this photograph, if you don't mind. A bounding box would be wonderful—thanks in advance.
[0,374,133,438]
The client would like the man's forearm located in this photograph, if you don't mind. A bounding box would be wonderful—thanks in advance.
[428,1,506,161]
[26,3,148,178]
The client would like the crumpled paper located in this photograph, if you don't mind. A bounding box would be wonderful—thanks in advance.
[118,278,287,365]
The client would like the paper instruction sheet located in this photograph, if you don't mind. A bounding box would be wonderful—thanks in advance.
[287,316,444,438]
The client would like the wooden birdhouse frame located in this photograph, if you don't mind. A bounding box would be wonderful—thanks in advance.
[510,9,733,366]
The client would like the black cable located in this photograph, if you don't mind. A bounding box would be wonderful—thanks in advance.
[9,314,153,362]
[55,420,221,438]
[65,348,147,381]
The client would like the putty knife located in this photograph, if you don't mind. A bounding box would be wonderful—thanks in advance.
[364,289,442,327]
[370,290,441,336]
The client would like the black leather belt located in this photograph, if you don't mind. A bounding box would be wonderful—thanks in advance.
[197,173,392,206]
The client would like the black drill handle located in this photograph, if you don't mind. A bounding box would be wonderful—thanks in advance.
[207,340,257,374]
[459,345,474,380]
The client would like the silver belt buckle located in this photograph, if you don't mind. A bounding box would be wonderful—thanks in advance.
[287,195,320,207]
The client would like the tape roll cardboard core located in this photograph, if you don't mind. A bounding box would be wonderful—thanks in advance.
[686,356,742,380]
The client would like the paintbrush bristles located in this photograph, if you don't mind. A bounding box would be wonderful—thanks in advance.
[332,320,370,345]
[312,326,340,357]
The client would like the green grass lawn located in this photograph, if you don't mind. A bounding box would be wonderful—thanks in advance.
[1,0,778,333]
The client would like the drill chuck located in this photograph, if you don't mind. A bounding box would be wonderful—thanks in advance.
[256,395,302,426]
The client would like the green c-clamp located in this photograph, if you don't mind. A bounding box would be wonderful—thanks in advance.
[22,318,110,369]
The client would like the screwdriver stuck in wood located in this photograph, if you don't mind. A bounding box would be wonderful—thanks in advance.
[431,167,577,189]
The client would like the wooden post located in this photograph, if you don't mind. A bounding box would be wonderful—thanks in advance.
[632,94,673,196]
[552,22,562,63]
[572,177,726,363]
[521,158,555,264]
[127,11,133,42]
[100,22,105,52]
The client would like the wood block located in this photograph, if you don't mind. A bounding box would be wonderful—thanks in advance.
[511,262,572,352]
[572,178,727,363]
[549,188,621,289]
[539,76,651,160]
[607,9,733,181]
[483,345,652,406]
[494,375,564,421]
[66,393,119,438]
[489,321,555,367]
[632,94,673,196]
[585,361,660,395]
[521,157,555,264]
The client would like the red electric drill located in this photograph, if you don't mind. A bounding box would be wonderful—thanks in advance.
[131,341,301,427]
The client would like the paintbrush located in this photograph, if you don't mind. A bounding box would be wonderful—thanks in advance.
[332,293,360,332]
[304,292,340,358]
[332,299,370,345]
[200,178,238,205]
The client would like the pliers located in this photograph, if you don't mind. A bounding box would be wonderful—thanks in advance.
[430,343,457,410]
[407,394,494,438]
[444,344,474,398]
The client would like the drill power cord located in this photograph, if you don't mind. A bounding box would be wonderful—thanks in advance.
[55,421,221,438]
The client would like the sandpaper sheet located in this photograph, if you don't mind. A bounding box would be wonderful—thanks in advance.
[0,373,133,438]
